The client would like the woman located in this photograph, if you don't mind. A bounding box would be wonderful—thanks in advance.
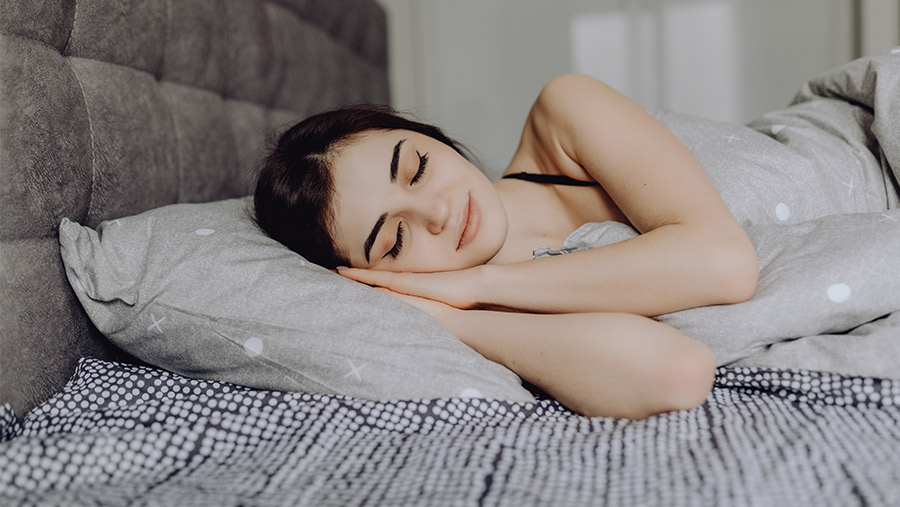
[255,74,759,419]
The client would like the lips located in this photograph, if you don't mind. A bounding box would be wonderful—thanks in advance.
[457,194,480,250]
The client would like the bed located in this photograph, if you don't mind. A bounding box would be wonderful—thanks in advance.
[2,1,899,505]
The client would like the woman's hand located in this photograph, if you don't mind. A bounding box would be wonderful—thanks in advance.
[371,286,457,321]
[337,266,485,309]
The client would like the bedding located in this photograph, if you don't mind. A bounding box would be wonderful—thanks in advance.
[538,50,900,377]
[57,198,532,402]
[2,358,899,505]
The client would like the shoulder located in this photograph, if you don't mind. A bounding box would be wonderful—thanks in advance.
[507,74,620,179]
[521,73,665,166]
[535,73,605,100]
[530,74,621,125]
[524,73,636,152]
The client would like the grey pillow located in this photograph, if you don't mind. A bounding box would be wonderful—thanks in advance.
[58,197,533,402]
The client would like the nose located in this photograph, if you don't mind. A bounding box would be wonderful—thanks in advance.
[418,193,451,234]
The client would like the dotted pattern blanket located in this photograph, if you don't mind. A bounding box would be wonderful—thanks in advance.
[2,358,899,505]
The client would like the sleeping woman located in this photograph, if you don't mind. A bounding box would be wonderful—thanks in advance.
[254,74,760,420]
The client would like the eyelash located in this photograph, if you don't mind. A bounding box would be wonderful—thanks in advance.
[387,223,404,259]
[411,151,428,185]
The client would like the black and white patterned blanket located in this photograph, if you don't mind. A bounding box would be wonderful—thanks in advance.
[2,358,899,506]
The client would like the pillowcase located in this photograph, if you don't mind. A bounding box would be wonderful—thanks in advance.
[58,197,533,402]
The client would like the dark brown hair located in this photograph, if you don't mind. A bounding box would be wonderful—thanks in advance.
[254,104,469,268]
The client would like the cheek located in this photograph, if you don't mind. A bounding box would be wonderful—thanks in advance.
[388,237,457,273]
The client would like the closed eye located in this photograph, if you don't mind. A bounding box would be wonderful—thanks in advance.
[385,223,404,259]
[411,151,428,185]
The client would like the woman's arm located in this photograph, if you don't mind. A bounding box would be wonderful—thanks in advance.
[438,305,716,419]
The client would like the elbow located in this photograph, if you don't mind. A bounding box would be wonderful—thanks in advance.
[708,238,759,305]
[570,341,717,420]
[655,341,717,414]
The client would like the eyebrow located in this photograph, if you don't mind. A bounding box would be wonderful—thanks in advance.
[364,213,387,263]
[390,139,405,182]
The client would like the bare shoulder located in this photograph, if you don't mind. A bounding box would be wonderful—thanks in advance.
[508,73,631,181]
[533,73,617,112]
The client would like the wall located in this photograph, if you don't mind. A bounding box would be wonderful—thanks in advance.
[378,0,897,178]
[860,0,900,56]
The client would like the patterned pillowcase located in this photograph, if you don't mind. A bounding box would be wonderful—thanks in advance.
[58,197,533,402]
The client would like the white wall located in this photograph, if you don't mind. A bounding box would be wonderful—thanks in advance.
[861,0,900,56]
[377,0,896,179]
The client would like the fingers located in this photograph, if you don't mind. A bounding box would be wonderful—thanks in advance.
[337,267,421,298]
[336,267,394,288]
[338,268,443,302]
[370,286,453,319]
[336,267,474,309]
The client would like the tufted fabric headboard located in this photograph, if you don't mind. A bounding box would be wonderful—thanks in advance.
[0,0,390,419]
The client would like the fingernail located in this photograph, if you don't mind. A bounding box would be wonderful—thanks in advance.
[336,266,348,270]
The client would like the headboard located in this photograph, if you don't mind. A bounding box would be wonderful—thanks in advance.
[0,0,390,419]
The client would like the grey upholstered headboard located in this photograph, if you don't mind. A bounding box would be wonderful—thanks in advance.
[0,0,390,419]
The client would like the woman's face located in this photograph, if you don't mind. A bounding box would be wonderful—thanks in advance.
[330,129,508,272]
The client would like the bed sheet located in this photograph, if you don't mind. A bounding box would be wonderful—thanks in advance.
[2,358,899,506]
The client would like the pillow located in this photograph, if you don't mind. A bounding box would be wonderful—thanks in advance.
[58,197,533,402]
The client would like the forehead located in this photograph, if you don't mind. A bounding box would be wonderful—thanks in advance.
[330,128,411,193]
[336,129,403,164]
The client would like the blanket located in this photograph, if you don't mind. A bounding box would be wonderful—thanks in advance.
[2,358,898,506]
[537,50,900,377]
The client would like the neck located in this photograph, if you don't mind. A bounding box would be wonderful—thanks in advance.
[489,179,567,265]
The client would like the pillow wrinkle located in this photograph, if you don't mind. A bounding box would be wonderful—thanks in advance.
[59,218,139,306]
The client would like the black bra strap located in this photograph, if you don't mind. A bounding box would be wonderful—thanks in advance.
[502,172,599,187]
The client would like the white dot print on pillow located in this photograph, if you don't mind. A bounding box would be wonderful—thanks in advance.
[194,228,215,236]
[827,283,851,303]
[775,203,790,221]
[244,337,264,357]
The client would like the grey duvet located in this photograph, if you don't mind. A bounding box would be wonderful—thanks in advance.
[538,50,900,377]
